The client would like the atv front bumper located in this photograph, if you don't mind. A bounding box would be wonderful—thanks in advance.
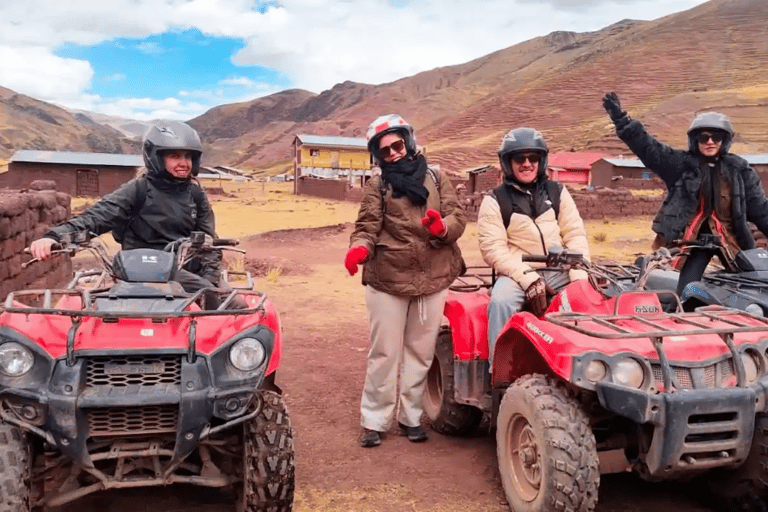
[596,379,767,476]
[0,349,273,473]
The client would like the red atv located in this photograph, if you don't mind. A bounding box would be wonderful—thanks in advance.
[424,248,768,512]
[0,232,294,511]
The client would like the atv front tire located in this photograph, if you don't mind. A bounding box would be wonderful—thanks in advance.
[424,328,482,436]
[0,422,32,512]
[240,390,295,512]
[705,413,768,510]
[496,374,599,512]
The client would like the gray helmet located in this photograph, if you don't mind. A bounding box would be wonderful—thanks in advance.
[498,127,549,182]
[366,114,417,165]
[687,112,734,154]
[142,120,203,177]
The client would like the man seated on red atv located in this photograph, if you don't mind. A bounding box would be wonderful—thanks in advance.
[477,127,590,369]
[29,120,223,306]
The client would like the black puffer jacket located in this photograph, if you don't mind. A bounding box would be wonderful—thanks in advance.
[46,170,221,284]
[615,119,768,249]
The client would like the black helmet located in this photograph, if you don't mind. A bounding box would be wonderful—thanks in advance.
[687,112,734,154]
[366,114,417,165]
[498,127,549,182]
[142,121,203,177]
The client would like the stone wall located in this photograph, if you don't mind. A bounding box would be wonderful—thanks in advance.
[0,181,73,300]
[459,186,664,222]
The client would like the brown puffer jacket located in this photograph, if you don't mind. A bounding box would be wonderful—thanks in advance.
[349,167,466,296]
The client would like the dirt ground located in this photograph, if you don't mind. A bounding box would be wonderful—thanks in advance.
[59,205,732,512]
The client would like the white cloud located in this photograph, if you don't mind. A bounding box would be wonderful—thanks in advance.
[0,0,708,120]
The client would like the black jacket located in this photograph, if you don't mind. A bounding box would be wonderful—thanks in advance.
[615,118,768,249]
[46,171,221,284]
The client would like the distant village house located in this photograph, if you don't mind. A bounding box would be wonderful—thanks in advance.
[0,150,143,197]
[292,134,371,198]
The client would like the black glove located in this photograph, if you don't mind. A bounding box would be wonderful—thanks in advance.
[603,92,626,123]
[525,278,556,317]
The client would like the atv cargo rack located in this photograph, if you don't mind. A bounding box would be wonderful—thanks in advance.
[546,304,768,391]
[2,288,269,365]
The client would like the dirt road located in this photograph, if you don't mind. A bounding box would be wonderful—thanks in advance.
[60,223,727,512]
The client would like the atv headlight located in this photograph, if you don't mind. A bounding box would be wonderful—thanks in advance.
[229,338,266,372]
[613,357,645,389]
[745,304,764,317]
[0,342,34,377]
[741,350,761,383]
[585,360,608,383]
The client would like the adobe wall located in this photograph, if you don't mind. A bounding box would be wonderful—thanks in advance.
[0,181,73,301]
[296,176,351,201]
[0,163,136,197]
[459,187,664,222]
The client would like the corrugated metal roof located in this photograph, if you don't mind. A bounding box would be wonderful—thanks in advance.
[548,152,612,170]
[295,134,368,148]
[602,158,647,168]
[744,154,768,165]
[11,150,143,167]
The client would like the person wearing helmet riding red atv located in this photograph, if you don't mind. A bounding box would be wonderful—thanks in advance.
[477,127,590,369]
[603,92,768,296]
[346,114,466,448]
[29,120,222,303]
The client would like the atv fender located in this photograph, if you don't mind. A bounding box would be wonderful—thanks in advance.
[443,289,490,361]
[491,315,564,387]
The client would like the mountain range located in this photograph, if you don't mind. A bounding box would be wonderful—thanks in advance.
[0,0,766,175]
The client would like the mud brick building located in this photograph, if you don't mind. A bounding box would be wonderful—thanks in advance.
[0,150,142,198]
[0,181,72,300]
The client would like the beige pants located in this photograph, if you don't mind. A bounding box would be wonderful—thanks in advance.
[360,286,448,431]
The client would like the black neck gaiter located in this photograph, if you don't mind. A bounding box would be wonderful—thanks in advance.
[381,154,429,206]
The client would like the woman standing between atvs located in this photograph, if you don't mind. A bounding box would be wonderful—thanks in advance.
[603,92,768,296]
[345,114,466,448]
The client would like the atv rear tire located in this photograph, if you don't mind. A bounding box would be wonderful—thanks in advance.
[0,422,32,512]
[424,328,482,436]
[239,390,295,512]
[496,374,599,512]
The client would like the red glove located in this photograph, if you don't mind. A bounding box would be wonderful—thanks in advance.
[421,209,447,237]
[344,246,370,276]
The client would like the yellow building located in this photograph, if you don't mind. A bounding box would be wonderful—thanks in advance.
[292,134,370,193]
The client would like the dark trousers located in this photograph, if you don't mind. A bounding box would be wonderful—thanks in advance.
[676,248,717,296]
[175,269,220,309]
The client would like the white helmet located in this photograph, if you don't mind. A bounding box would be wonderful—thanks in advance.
[365,114,417,164]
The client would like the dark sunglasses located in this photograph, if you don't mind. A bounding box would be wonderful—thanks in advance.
[379,139,405,157]
[696,132,725,144]
[510,153,542,164]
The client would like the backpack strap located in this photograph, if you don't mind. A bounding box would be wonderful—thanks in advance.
[492,180,562,229]
[114,177,148,244]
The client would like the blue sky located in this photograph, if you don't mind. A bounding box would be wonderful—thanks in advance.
[0,0,709,122]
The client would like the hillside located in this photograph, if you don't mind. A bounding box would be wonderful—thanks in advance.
[0,87,140,159]
[0,0,765,174]
[188,0,768,173]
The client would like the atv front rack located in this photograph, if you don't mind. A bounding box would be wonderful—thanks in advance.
[546,305,768,391]
[2,288,269,366]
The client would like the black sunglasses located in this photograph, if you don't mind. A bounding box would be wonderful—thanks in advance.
[510,153,542,164]
[379,139,405,157]
[696,132,725,144]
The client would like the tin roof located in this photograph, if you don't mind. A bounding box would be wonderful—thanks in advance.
[11,150,143,167]
[601,158,648,168]
[295,134,368,148]
[744,154,768,165]
[548,152,612,170]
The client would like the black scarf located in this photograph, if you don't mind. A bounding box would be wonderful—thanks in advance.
[380,154,429,206]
